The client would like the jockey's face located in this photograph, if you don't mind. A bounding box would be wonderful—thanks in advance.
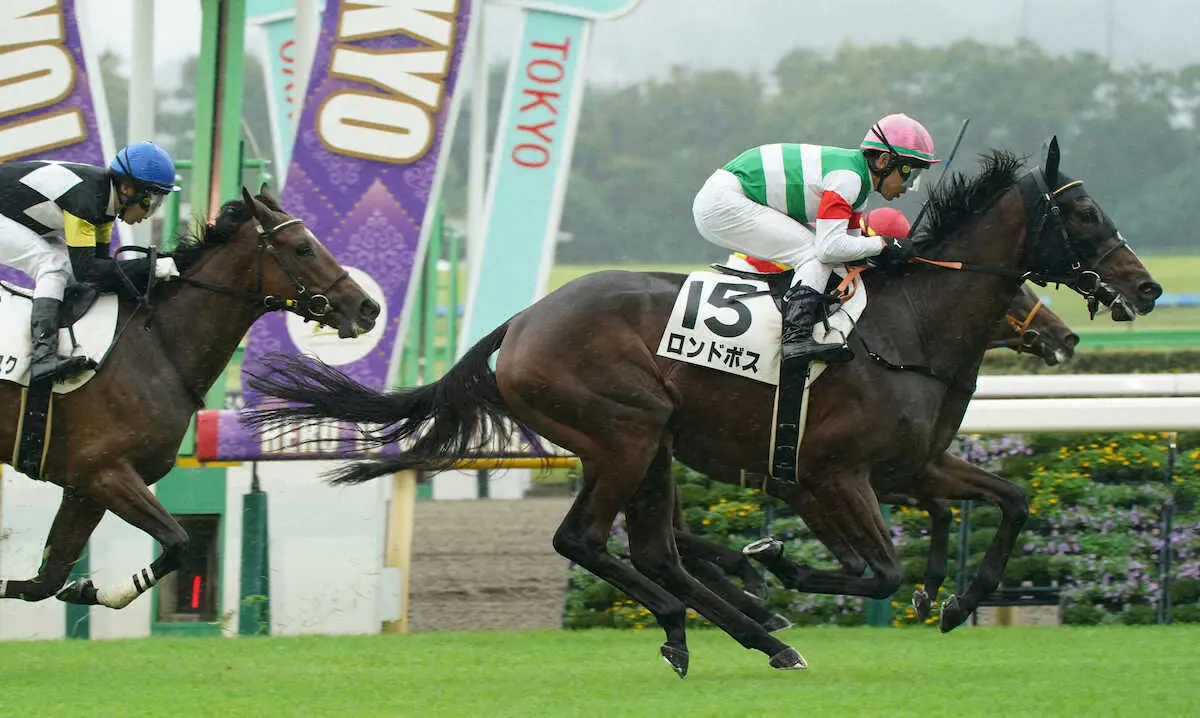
[115,183,151,225]
[869,154,904,201]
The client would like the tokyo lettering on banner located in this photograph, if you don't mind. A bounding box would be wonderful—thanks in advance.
[0,0,116,285]
[460,0,643,349]
[240,0,474,405]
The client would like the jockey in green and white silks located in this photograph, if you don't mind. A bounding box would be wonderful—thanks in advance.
[692,113,938,367]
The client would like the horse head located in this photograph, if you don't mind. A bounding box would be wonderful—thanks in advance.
[1025,137,1162,320]
[232,185,380,338]
[992,284,1079,366]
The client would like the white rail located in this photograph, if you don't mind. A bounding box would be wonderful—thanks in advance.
[962,374,1200,432]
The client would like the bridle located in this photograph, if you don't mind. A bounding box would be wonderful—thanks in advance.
[985,297,1047,354]
[178,216,349,318]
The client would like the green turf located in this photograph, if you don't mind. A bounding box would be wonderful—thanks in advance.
[547,255,1200,342]
[1,627,1195,716]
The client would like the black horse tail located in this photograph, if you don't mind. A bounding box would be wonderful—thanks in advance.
[243,321,525,485]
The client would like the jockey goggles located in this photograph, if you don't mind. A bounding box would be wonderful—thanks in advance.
[897,164,924,191]
[135,190,167,214]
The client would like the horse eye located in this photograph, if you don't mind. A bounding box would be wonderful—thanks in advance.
[297,242,314,257]
[1081,208,1099,223]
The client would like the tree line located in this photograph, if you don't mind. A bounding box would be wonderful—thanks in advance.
[445,39,1200,263]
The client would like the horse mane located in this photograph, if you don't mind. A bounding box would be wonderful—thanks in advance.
[170,198,256,269]
[920,150,1026,243]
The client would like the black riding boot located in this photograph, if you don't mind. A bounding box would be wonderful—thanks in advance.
[30,297,93,384]
[780,285,853,366]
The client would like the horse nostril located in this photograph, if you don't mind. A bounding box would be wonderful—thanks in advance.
[1065,333,1080,349]
[1139,282,1163,301]
[360,297,381,320]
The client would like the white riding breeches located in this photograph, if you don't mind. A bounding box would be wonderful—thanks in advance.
[692,169,831,291]
[0,213,70,300]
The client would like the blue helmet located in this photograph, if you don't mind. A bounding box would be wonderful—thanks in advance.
[109,141,180,194]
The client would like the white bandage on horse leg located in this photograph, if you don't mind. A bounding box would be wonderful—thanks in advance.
[97,567,159,609]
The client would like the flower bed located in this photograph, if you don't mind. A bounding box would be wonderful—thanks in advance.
[562,432,1200,628]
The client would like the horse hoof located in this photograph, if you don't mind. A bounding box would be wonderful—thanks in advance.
[768,646,807,670]
[743,537,783,560]
[939,595,969,633]
[761,614,793,633]
[912,589,932,620]
[660,643,689,679]
[55,579,98,605]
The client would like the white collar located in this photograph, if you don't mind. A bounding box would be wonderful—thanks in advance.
[106,181,120,218]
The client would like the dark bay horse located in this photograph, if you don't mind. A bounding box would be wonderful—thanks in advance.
[672,281,1081,631]
[0,187,378,611]
[247,139,1160,675]
[988,283,1078,365]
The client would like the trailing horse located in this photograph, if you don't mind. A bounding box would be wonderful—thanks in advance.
[0,187,378,611]
[246,139,1160,675]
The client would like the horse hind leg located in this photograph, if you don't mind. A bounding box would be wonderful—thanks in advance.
[626,445,802,673]
[0,488,104,602]
[674,532,791,632]
[57,465,190,609]
[552,443,695,677]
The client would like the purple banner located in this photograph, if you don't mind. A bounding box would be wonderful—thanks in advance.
[241,0,474,402]
[0,0,113,286]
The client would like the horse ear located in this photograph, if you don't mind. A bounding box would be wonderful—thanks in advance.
[241,185,268,222]
[259,182,272,200]
[1044,136,1061,185]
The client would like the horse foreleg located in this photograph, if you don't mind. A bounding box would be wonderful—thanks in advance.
[915,498,954,620]
[920,453,1028,633]
[0,488,104,602]
[58,466,189,609]
[751,469,902,600]
[876,491,954,620]
[625,445,802,673]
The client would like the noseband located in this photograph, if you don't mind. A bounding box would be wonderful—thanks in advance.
[252,217,348,317]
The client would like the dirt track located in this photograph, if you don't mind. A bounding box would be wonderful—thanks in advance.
[407,498,573,632]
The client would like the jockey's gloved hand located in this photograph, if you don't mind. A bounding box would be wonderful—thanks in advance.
[154,257,179,281]
[873,236,916,271]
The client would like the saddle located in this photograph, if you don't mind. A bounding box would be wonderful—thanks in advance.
[0,281,119,480]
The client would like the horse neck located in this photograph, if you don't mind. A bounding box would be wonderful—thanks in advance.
[148,240,266,402]
[896,189,1028,379]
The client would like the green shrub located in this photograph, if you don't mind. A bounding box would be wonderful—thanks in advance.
[1062,603,1106,625]
[1168,603,1200,623]
[1119,604,1157,625]
[1169,578,1200,605]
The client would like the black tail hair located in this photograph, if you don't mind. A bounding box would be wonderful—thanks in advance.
[242,322,526,484]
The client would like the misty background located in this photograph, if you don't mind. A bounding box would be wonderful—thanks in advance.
[95,0,1200,262]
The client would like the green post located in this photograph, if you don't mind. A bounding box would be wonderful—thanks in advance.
[238,466,270,636]
[422,214,440,383]
[447,221,461,362]
[865,504,893,627]
[190,1,220,218]
[65,546,89,639]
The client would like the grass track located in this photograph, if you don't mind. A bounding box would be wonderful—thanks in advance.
[1,627,1196,716]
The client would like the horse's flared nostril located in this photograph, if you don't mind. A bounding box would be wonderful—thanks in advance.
[1139,281,1163,301]
[360,297,381,320]
[1065,333,1080,350]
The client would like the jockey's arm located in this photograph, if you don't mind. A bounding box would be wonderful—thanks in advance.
[63,212,155,293]
[811,183,888,265]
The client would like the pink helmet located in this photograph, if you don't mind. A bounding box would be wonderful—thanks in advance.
[862,207,911,239]
[861,113,940,165]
